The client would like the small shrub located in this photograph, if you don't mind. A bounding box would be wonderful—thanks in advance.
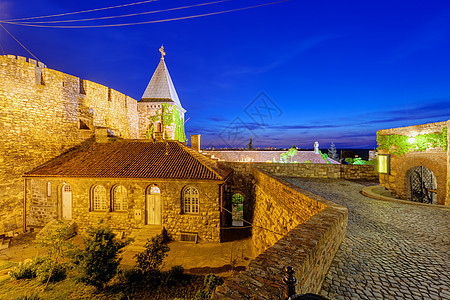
[161,227,171,244]
[194,274,224,299]
[204,274,224,291]
[194,289,210,300]
[35,258,67,283]
[9,256,46,280]
[74,224,130,289]
[135,234,170,274]
[162,265,184,286]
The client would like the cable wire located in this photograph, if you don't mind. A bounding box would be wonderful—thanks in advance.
[0,24,39,61]
[0,0,289,28]
[13,0,230,24]
[3,0,159,22]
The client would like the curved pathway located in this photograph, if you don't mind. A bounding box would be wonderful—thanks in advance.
[283,178,449,300]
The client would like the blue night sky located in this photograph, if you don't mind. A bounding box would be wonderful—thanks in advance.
[1,0,449,149]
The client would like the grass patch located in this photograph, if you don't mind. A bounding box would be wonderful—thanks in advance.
[0,269,208,299]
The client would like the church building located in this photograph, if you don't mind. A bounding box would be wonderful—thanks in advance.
[22,48,232,243]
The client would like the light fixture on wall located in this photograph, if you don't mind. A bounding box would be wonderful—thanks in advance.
[378,154,391,174]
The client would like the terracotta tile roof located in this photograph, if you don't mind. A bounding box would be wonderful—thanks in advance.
[24,139,232,181]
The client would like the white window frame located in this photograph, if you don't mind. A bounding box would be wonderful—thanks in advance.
[183,186,199,214]
[92,185,107,211]
[113,185,127,211]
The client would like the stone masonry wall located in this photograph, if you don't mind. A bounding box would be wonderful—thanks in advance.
[25,178,221,242]
[378,120,449,205]
[224,161,377,181]
[251,169,327,255]
[0,55,141,233]
[221,161,373,227]
[213,170,348,298]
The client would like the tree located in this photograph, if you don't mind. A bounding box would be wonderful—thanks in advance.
[247,136,253,150]
[74,224,130,289]
[327,142,338,160]
[135,234,170,274]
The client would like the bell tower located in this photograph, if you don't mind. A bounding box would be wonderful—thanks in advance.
[138,46,186,142]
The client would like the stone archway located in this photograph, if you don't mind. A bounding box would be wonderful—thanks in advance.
[405,166,437,204]
[394,153,446,205]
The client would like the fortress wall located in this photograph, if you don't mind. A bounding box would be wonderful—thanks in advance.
[224,161,377,182]
[0,55,139,232]
[81,80,139,138]
[214,170,347,298]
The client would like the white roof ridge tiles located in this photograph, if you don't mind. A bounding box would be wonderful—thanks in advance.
[140,58,184,110]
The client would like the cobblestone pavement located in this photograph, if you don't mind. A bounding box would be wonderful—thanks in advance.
[283,178,450,300]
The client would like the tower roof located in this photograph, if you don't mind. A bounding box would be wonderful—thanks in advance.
[140,48,184,111]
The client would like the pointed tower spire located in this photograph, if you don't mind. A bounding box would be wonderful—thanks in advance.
[140,46,184,111]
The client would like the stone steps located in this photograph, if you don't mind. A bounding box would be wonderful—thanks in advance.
[125,225,163,251]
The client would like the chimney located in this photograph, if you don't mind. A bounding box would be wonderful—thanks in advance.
[191,134,201,152]
[95,127,108,143]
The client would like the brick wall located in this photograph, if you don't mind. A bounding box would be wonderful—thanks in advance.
[24,178,222,242]
[0,55,140,233]
[213,170,348,298]
[378,120,449,205]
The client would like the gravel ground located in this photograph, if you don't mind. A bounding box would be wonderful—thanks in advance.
[283,178,450,300]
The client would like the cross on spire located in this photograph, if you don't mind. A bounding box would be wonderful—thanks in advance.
[159,45,166,60]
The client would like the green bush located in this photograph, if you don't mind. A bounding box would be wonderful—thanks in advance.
[9,256,46,280]
[162,265,184,286]
[74,224,130,289]
[135,234,170,274]
[35,258,67,283]
[194,274,224,299]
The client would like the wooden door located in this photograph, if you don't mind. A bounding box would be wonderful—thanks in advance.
[147,194,161,225]
[62,184,72,220]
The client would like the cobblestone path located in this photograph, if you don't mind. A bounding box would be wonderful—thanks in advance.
[283,178,450,300]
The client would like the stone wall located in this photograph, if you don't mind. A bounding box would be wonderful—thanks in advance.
[377,120,449,205]
[251,169,327,255]
[0,55,141,233]
[213,170,348,298]
[24,177,222,242]
[220,161,373,227]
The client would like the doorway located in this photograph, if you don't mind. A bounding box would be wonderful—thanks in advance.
[62,184,72,220]
[407,166,437,204]
[147,186,161,225]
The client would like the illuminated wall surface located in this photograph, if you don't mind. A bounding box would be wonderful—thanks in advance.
[0,55,186,232]
[378,155,390,174]
[377,120,450,205]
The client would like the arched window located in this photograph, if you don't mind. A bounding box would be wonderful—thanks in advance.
[92,185,107,211]
[113,185,127,211]
[149,186,161,194]
[183,186,199,214]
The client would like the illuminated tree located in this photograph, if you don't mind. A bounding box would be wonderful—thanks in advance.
[328,142,338,160]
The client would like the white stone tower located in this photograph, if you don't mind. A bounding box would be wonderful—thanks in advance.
[138,46,186,142]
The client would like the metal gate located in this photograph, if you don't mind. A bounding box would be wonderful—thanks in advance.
[409,166,437,204]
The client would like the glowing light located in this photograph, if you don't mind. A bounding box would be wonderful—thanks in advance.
[378,154,390,174]
[408,137,415,144]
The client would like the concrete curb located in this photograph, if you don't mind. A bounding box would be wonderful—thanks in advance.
[361,185,450,210]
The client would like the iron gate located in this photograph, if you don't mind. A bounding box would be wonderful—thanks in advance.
[410,166,437,204]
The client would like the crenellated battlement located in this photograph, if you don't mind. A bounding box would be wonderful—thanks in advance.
[2,54,47,68]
